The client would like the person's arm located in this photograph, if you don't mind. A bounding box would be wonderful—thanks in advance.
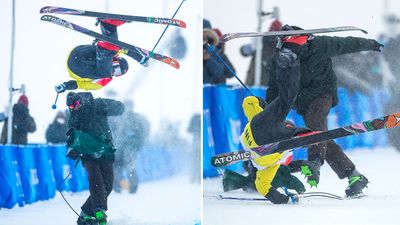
[94,98,125,116]
[311,36,383,58]
[204,55,225,81]
[265,60,279,104]
[220,52,235,79]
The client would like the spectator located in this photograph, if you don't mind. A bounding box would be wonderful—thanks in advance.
[187,113,201,184]
[245,19,282,86]
[45,111,69,144]
[382,33,400,152]
[1,95,36,144]
[203,19,235,84]
[109,100,150,193]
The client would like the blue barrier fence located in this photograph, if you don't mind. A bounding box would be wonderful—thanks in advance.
[203,85,389,178]
[0,144,184,209]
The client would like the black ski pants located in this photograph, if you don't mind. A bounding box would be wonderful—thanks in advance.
[81,158,114,216]
[300,94,355,179]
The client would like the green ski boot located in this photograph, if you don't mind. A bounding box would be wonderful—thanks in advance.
[301,160,321,187]
[345,175,369,197]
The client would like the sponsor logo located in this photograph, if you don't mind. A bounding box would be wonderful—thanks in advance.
[43,15,70,27]
[213,151,251,166]
[154,18,181,26]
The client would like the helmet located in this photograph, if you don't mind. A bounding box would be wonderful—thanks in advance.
[242,96,266,121]
[112,57,129,77]
[66,92,93,110]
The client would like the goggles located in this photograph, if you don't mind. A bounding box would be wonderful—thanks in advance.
[112,61,123,77]
[69,100,81,110]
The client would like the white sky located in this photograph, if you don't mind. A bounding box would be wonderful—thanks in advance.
[204,0,400,84]
[0,0,202,143]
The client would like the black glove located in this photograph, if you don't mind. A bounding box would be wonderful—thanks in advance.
[66,148,80,160]
[373,41,384,52]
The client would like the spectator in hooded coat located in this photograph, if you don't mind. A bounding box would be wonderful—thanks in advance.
[1,95,36,144]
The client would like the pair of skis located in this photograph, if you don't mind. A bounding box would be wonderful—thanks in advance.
[212,112,400,167]
[40,6,185,69]
[211,191,364,202]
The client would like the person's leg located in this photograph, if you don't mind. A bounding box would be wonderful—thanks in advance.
[301,95,356,179]
[81,159,107,215]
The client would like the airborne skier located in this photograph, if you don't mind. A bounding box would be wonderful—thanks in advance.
[266,25,384,196]
[54,18,149,93]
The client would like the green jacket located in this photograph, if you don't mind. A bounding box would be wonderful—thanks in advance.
[266,36,379,115]
[67,95,125,160]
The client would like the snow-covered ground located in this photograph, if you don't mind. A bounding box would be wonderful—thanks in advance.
[203,148,400,225]
[0,176,201,225]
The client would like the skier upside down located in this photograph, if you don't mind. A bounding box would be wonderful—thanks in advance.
[55,19,149,93]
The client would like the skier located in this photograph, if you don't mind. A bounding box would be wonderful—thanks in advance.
[240,45,309,204]
[266,25,384,196]
[65,91,124,225]
[55,19,149,93]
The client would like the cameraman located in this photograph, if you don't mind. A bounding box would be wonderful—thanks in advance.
[203,19,235,84]
[65,92,124,225]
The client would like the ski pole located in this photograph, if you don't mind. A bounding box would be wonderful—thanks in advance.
[52,92,59,109]
[206,43,254,96]
[151,0,186,52]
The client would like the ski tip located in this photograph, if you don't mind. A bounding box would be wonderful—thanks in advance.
[39,6,54,14]
[360,29,368,34]
[160,57,180,69]
[174,19,187,28]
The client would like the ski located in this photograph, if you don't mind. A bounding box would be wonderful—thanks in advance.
[212,112,400,167]
[41,15,180,69]
[214,191,343,201]
[221,26,367,42]
[40,6,186,28]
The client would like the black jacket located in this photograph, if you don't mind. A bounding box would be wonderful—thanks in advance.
[1,103,36,144]
[68,96,125,160]
[67,45,116,79]
[266,36,379,115]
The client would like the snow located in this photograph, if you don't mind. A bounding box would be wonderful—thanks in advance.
[203,148,400,225]
[0,176,201,225]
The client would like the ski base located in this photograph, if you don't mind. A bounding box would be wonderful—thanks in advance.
[222,26,368,42]
[40,6,186,28]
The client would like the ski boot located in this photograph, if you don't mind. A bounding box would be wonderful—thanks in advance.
[77,215,98,225]
[95,209,107,225]
[345,175,369,197]
[301,160,321,187]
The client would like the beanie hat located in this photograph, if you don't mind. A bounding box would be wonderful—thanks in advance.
[203,19,212,29]
[269,20,283,31]
[18,95,29,107]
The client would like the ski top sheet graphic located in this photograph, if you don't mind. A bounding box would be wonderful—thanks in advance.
[221,26,368,42]
[211,112,400,167]
[40,15,180,69]
[40,6,186,28]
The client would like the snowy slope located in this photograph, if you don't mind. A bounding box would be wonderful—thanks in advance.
[203,148,400,225]
[0,176,201,225]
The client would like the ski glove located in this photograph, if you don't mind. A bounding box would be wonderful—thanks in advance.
[373,41,384,52]
[55,83,66,93]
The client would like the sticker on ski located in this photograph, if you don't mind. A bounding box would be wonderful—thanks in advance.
[40,6,187,28]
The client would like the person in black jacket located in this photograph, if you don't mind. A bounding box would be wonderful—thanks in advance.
[45,111,69,144]
[65,92,124,225]
[1,95,36,144]
[265,25,384,197]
